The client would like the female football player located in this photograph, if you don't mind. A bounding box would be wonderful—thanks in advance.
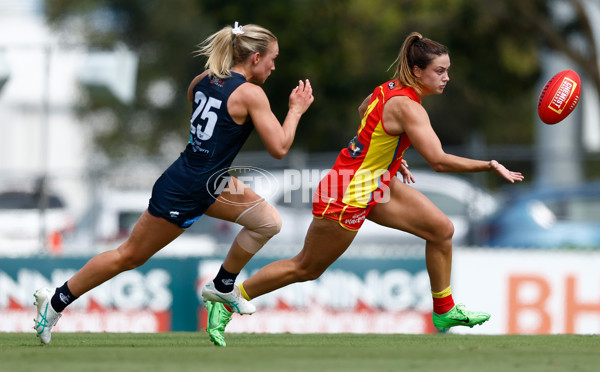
[33,22,314,345]
[204,32,523,346]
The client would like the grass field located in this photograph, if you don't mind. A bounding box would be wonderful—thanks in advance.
[1,332,599,372]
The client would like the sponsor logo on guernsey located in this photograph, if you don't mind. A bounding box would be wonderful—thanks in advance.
[190,139,210,154]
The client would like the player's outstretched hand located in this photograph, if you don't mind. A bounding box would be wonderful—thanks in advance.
[399,159,415,184]
[289,79,314,115]
[491,160,524,183]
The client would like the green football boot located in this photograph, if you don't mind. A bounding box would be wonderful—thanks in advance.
[205,300,232,347]
[432,304,491,333]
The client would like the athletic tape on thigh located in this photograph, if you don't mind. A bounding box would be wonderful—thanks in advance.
[234,201,282,254]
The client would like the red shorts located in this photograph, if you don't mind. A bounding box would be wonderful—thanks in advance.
[312,192,373,231]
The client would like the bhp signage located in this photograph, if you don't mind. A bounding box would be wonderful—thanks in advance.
[508,274,600,334]
[452,249,600,335]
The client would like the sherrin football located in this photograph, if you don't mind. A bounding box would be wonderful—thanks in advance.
[537,69,581,124]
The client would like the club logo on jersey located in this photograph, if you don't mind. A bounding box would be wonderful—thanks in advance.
[210,77,225,87]
[388,81,396,90]
[348,136,364,158]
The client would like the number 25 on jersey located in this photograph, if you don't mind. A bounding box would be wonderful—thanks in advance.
[190,91,222,141]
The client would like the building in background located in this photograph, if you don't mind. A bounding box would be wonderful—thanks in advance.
[0,0,138,253]
[0,0,89,213]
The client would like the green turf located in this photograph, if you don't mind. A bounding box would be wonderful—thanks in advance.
[1,332,598,372]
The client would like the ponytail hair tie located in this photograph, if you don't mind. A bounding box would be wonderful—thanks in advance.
[232,21,245,35]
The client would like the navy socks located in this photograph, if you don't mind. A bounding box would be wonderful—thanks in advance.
[50,281,78,313]
[213,265,238,293]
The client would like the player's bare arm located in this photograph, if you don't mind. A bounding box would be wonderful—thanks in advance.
[187,71,210,101]
[388,97,523,182]
[358,94,372,118]
[237,80,313,159]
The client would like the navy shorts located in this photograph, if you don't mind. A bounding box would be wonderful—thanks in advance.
[147,156,230,228]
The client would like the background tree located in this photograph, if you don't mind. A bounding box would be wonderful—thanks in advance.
[43,0,596,167]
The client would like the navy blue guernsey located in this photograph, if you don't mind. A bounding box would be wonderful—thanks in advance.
[183,72,254,170]
[148,71,255,227]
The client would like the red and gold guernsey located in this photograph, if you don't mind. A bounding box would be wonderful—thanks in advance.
[315,80,419,221]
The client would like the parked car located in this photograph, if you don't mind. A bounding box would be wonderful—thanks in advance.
[472,182,600,249]
[246,169,499,249]
[0,190,74,256]
[67,169,499,256]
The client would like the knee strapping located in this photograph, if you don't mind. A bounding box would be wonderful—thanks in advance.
[234,201,282,254]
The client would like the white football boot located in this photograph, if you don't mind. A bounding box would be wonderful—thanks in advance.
[33,287,62,345]
[201,281,255,314]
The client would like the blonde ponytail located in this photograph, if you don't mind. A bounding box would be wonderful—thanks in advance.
[195,23,277,79]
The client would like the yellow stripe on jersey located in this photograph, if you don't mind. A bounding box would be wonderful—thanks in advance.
[342,120,399,207]
[357,88,382,137]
